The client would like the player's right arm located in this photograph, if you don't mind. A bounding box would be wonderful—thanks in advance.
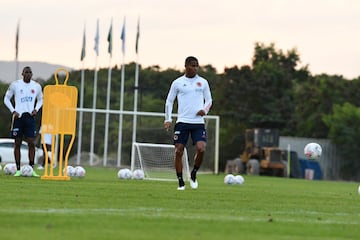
[164,81,177,130]
[3,83,16,114]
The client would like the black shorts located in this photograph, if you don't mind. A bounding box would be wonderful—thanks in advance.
[11,113,36,138]
[173,122,207,145]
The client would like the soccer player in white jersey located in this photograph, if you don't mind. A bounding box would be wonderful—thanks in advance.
[37,127,54,170]
[164,56,213,190]
[3,66,43,177]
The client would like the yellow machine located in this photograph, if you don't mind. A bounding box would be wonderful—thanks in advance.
[40,68,78,180]
[240,128,286,176]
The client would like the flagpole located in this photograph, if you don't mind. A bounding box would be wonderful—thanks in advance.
[117,57,125,167]
[90,57,98,166]
[77,23,86,165]
[77,65,85,165]
[103,57,112,166]
[90,19,100,166]
[90,19,99,166]
[130,59,139,172]
[117,17,126,167]
[131,17,140,172]
[15,20,20,80]
[103,19,113,166]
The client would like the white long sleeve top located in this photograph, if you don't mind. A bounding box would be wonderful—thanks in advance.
[3,79,43,117]
[165,74,212,124]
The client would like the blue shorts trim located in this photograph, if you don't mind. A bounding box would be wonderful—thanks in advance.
[173,122,207,145]
[11,113,37,138]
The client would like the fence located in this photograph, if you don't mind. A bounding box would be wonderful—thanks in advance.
[279,136,342,180]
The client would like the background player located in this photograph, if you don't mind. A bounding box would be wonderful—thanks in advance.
[164,56,213,190]
[3,66,43,177]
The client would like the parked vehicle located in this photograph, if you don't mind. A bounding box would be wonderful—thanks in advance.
[225,128,288,177]
[0,138,43,165]
[239,128,286,176]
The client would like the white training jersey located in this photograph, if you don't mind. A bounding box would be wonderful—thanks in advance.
[165,74,212,124]
[3,79,43,117]
[39,127,52,145]
[42,133,52,145]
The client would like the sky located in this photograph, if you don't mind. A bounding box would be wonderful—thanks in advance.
[1,0,360,79]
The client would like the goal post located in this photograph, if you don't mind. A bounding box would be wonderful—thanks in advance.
[132,142,190,181]
[75,108,219,172]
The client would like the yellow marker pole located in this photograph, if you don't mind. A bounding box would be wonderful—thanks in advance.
[41,68,78,180]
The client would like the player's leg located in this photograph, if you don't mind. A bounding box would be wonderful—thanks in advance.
[46,144,53,165]
[24,114,39,177]
[175,143,185,189]
[194,141,206,169]
[13,137,22,176]
[173,123,190,190]
[44,133,53,166]
[27,137,36,166]
[38,143,49,169]
[12,117,22,176]
[189,124,207,189]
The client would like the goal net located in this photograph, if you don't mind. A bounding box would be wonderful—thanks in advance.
[132,142,190,181]
[74,108,219,173]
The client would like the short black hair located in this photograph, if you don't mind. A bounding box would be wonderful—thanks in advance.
[23,66,32,71]
[22,66,32,73]
[185,56,198,65]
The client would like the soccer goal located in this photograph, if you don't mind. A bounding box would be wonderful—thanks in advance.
[75,108,219,172]
[132,142,190,181]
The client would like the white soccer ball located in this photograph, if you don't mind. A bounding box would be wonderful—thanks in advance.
[224,174,235,184]
[117,168,132,179]
[74,166,86,177]
[304,142,322,160]
[20,165,33,177]
[132,169,145,180]
[63,165,75,177]
[4,163,17,175]
[234,175,245,185]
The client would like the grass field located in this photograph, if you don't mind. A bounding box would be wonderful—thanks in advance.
[0,167,359,240]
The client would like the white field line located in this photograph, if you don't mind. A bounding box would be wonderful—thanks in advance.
[0,207,359,225]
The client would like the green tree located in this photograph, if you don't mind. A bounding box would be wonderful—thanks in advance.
[294,74,349,138]
[323,103,360,180]
[0,81,11,136]
[214,42,309,163]
[250,42,311,132]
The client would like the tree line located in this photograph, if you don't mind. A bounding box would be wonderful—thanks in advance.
[1,42,359,180]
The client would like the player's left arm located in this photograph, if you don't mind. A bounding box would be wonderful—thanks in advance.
[202,81,212,115]
[33,84,44,115]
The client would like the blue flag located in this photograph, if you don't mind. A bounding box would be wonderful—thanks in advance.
[15,22,20,60]
[81,26,86,61]
[120,17,126,55]
[107,20,113,56]
[135,18,140,54]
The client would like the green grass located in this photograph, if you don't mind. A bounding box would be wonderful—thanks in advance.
[0,167,359,240]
